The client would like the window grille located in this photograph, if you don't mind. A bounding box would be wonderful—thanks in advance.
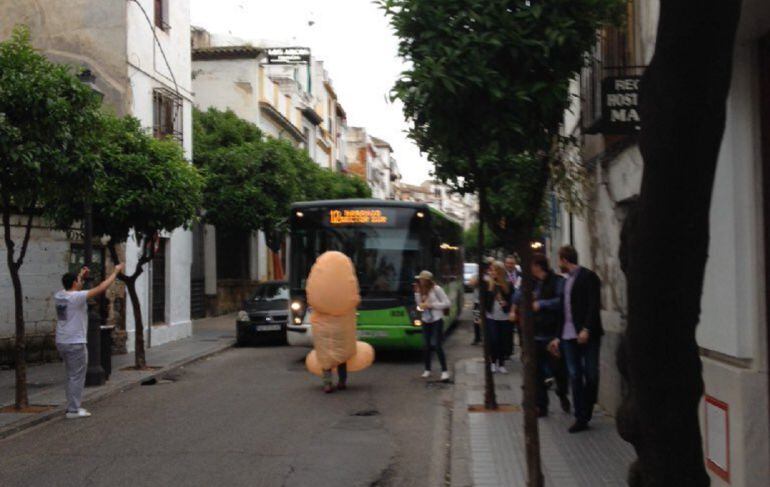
[153,88,183,144]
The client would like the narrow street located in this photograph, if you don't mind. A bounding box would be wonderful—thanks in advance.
[0,306,478,487]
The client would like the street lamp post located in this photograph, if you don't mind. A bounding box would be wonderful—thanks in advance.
[83,199,106,387]
[78,69,106,387]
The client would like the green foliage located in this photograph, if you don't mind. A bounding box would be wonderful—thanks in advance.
[300,157,373,201]
[464,222,504,258]
[0,25,102,219]
[193,108,370,235]
[51,115,204,245]
[381,0,624,238]
[93,116,203,243]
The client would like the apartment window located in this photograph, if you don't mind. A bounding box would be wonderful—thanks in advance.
[154,0,170,31]
[153,88,183,144]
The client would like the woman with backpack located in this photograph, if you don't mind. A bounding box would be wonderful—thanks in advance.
[415,270,452,382]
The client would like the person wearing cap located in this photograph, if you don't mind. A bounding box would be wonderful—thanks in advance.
[414,270,451,381]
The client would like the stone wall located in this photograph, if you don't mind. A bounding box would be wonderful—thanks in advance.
[0,219,127,366]
[0,0,131,115]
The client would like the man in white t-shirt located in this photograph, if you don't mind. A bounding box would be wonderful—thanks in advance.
[55,263,123,419]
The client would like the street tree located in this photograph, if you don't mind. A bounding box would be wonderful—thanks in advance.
[616,1,743,485]
[56,115,204,369]
[382,1,624,484]
[299,156,373,201]
[194,107,371,238]
[194,107,301,255]
[463,222,504,261]
[0,27,102,409]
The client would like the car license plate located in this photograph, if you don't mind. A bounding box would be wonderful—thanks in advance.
[357,330,389,338]
[256,324,281,332]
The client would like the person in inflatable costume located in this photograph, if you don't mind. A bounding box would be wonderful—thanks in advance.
[304,251,375,393]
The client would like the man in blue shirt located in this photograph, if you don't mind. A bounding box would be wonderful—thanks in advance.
[549,246,603,433]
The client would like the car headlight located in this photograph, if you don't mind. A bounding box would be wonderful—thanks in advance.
[294,317,302,325]
[291,301,303,312]
[413,319,422,327]
[237,311,249,322]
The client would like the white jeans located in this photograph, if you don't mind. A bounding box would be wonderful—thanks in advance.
[56,343,88,413]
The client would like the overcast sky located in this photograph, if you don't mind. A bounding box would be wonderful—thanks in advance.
[190,0,431,184]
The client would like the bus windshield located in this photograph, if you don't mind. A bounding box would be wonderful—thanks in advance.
[290,207,425,297]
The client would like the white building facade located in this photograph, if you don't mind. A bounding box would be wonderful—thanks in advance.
[191,33,354,315]
[0,0,196,354]
[548,1,770,484]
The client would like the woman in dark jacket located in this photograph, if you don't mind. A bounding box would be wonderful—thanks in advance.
[482,261,513,373]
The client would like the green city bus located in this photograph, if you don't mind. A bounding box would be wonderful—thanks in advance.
[286,200,464,350]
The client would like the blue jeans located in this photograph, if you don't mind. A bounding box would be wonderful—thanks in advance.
[486,319,511,366]
[423,320,447,372]
[535,339,568,412]
[561,337,601,423]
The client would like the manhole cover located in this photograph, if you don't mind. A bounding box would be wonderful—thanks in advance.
[351,409,380,417]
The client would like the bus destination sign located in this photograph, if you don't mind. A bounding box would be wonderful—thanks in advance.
[328,209,394,226]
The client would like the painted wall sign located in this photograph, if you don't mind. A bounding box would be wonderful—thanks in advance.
[602,76,642,134]
[266,47,311,65]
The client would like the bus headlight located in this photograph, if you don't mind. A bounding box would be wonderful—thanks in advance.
[413,319,422,327]
[237,311,249,322]
[290,300,307,325]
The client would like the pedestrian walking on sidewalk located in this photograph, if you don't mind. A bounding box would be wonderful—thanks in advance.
[503,255,521,359]
[415,270,451,382]
[469,258,492,346]
[528,254,570,417]
[483,261,513,374]
[549,245,603,433]
[55,264,124,419]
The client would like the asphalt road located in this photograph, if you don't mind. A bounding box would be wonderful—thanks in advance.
[0,305,479,487]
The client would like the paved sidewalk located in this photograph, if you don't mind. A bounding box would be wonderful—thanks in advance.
[0,314,236,438]
[451,357,635,487]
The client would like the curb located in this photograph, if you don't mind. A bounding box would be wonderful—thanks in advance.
[449,358,476,487]
[0,339,234,440]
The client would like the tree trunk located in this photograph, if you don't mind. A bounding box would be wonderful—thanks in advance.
[2,206,28,409]
[616,1,742,485]
[515,236,544,487]
[9,263,28,409]
[478,184,498,410]
[126,278,147,369]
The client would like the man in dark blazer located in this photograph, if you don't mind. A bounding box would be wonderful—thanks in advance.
[548,245,603,433]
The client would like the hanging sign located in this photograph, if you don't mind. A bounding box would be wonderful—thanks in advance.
[266,47,311,65]
[602,76,642,134]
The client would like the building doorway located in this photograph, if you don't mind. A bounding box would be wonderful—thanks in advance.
[190,224,206,319]
[152,238,168,325]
